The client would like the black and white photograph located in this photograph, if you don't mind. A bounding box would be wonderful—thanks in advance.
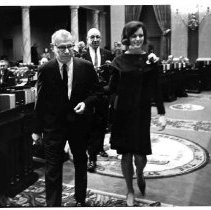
[0,0,211,207]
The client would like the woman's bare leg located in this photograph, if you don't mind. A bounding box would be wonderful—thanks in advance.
[121,153,135,206]
[134,154,147,196]
[121,153,134,193]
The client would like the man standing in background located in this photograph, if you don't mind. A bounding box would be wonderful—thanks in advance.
[82,28,114,172]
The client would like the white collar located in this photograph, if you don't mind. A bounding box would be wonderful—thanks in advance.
[89,46,101,67]
[89,46,100,54]
[57,58,73,71]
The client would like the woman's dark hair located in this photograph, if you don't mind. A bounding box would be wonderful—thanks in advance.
[121,21,147,46]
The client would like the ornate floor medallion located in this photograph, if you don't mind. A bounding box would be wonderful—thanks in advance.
[96,133,209,179]
[169,104,204,111]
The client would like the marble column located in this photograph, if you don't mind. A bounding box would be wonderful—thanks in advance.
[99,11,106,48]
[70,6,79,43]
[22,6,31,64]
[110,6,125,50]
[91,10,99,29]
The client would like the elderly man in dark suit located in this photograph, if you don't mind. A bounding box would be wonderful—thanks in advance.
[32,29,99,207]
[82,28,114,172]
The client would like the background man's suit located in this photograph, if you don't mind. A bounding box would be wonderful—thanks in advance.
[82,48,114,85]
[33,57,99,206]
[82,48,114,168]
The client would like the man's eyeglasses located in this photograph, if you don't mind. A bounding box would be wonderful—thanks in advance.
[90,35,101,39]
[55,44,75,52]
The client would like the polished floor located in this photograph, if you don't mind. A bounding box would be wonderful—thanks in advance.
[35,91,211,206]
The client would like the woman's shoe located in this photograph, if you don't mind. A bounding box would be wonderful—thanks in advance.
[137,174,146,196]
[149,201,161,206]
[126,193,134,207]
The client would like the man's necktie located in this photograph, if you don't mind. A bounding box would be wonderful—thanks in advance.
[94,49,98,68]
[62,64,68,97]
[63,64,68,84]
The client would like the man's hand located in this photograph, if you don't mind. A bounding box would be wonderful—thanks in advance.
[32,133,42,145]
[74,102,85,114]
[157,115,167,131]
[105,60,111,65]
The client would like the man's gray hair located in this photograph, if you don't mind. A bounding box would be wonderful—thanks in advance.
[51,29,74,44]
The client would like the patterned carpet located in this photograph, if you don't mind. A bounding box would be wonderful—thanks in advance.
[7,179,173,207]
[188,93,211,100]
[95,133,209,178]
[151,117,211,132]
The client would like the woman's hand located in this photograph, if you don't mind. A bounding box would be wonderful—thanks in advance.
[157,115,166,131]
[146,53,159,64]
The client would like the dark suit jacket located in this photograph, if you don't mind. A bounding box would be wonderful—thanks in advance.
[33,57,99,133]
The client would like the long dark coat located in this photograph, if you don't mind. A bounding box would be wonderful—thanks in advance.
[109,53,165,155]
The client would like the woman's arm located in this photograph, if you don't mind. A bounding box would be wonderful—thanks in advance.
[151,63,166,130]
[105,65,121,95]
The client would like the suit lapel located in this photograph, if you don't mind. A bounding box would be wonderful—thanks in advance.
[100,48,106,64]
[72,58,78,90]
[52,59,63,82]
[86,49,92,63]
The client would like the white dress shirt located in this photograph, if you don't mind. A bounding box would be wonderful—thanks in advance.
[89,46,101,68]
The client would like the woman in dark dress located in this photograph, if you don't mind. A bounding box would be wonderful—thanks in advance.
[108,21,166,206]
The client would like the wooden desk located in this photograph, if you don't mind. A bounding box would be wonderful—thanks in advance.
[184,70,201,93]
[0,103,38,197]
[160,71,177,102]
